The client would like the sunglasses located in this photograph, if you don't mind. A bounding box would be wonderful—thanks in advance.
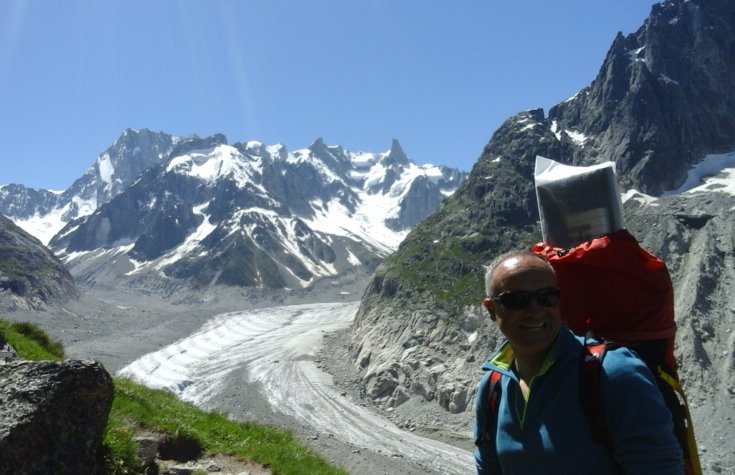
[490,287,561,311]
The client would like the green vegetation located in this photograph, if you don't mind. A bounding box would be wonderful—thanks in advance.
[0,321,65,360]
[0,244,24,273]
[0,243,60,279]
[108,379,347,475]
[1,319,347,475]
[380,217,541,308]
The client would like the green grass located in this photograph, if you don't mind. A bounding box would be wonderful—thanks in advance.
[380,221,543,308]
[109,379,347,475]
[0,321,65,361]
[1,319,347,475]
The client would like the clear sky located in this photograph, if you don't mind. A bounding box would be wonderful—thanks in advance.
[1,0,660,190]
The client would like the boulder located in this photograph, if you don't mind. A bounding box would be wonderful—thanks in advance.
[0,360,114,474]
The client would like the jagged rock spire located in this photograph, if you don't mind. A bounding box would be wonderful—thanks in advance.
[383,139,409,166]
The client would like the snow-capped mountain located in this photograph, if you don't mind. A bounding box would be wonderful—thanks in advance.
[29,133,464,290]
[0,129,182,244]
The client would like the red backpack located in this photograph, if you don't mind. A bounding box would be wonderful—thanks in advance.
[528,229,701,474]
[531,229,677,369]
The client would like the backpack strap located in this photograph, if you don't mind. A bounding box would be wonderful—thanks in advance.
[580,342,613,449]
[476,370,502,446]
[488,370,502,418]
[654,365,703,475]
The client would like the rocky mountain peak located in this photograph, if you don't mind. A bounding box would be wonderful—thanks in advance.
[305,137,351,176]
[169,133,228,159]
[239,140,268,158]
[308,137,327,152]
[308,137,345,159]
[382,139,410,167]
[547,0,735,195]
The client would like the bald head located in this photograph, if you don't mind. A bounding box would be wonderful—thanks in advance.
[482,250,562,371]
[485,251,555,297]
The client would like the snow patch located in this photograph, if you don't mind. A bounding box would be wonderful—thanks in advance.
[166,145,265,189]
[622,189,659,207]
[147,202,217,272]
[363,163,388,189]
[550,121,562,141]
[351,152,378,169]
[628,46,646,62]
[662,151,735,196]
[423,166,445,184]
[97,153,115,185]
[345,248,362,266]
[14,196,95,245]
[564,130,588,145]
[14,208,67,246]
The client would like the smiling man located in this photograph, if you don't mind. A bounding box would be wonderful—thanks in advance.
[473,251,683,474]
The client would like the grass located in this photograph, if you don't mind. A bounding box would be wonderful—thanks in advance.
[0,319,348,475]
[108,379,347,475]
[379,216,543,308]
[0,321,66,361]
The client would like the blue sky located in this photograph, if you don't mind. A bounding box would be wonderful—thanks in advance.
[1,0,659,190]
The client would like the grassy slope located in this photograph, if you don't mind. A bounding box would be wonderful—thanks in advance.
[0,320,347,475]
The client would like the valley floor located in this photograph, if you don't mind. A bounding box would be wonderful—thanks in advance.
[1,287,474,475]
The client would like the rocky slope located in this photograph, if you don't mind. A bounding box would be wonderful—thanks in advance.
[0,216,77,310]
[348,0,735,471]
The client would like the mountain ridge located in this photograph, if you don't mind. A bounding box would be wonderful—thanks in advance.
[1,131,466,294]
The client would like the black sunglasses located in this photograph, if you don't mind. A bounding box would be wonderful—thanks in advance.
[490,287,561,311]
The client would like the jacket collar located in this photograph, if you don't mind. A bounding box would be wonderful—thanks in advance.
[481,325,580,373]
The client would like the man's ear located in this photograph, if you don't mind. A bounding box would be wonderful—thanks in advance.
[483,298,496,321]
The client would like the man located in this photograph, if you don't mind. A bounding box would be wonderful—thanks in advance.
[474,251,683,474]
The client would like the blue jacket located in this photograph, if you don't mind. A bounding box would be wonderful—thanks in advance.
[473,326,683,474]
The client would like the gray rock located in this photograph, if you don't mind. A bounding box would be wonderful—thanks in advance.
[133,435,159,467]
[0,333,17,361]
[166,466,202,475]
[0,359,114,474]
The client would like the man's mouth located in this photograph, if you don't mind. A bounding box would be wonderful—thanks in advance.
[520,322,546,331]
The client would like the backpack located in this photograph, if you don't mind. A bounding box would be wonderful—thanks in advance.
[527,229,701,475]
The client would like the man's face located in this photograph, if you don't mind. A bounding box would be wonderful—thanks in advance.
[483,255,562,359]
